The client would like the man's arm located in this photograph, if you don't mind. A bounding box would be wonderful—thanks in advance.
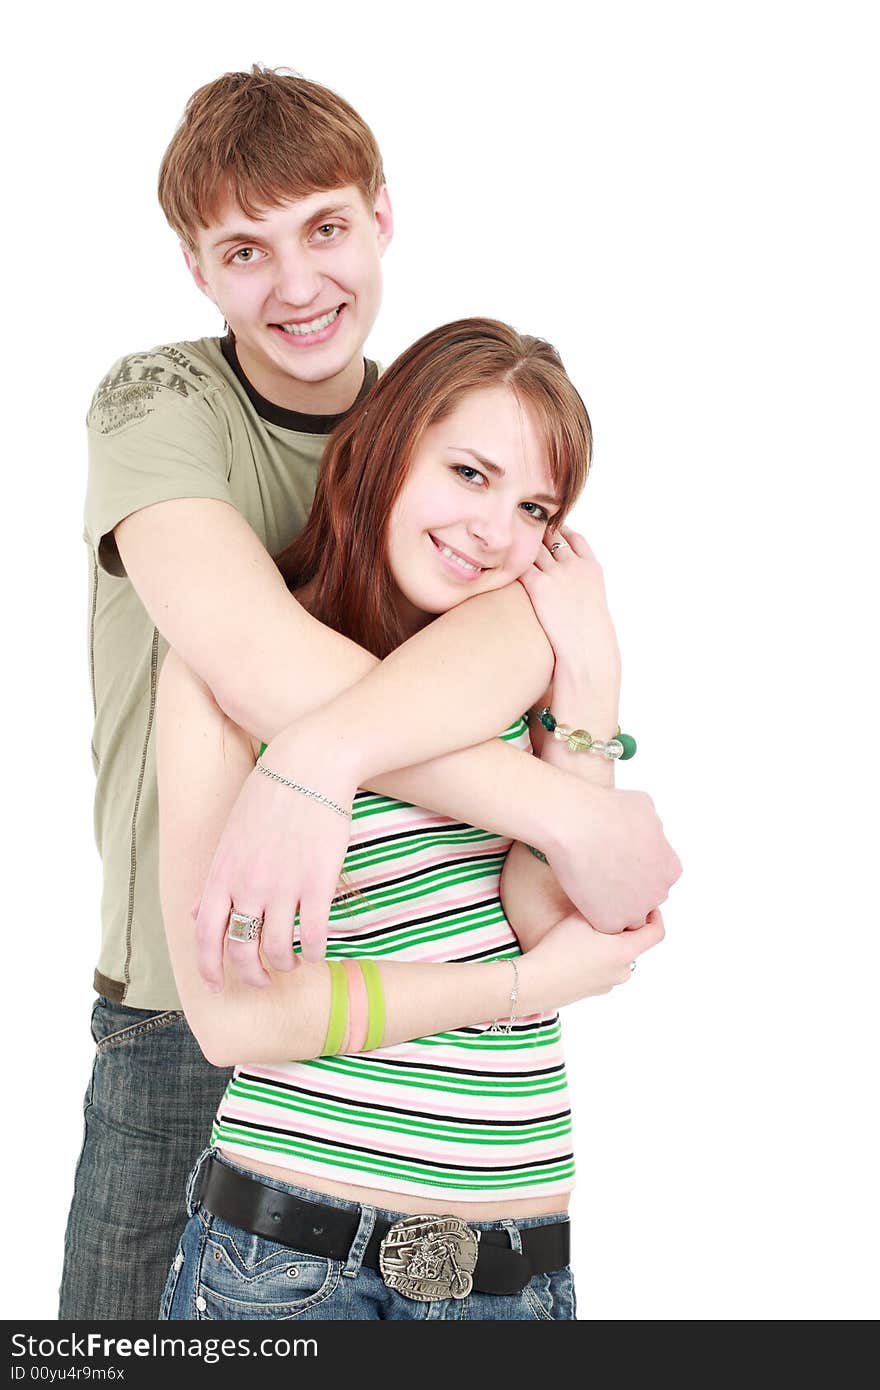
[157,653,664,1064]
[116,498,552,744]
[120,498,681,975]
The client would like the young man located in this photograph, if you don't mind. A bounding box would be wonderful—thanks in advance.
[63,66,680,1320]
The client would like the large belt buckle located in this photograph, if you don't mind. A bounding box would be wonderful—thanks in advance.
[379,1214,480,1301]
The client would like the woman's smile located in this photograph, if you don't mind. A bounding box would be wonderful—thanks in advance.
[428,533,492,580]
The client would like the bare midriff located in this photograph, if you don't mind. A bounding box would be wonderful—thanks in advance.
[218,1148,570,1220]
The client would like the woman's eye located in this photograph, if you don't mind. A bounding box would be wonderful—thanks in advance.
[520,501,550,522]
[454,465,486,485]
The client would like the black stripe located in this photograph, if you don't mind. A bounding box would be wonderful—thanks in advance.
[339,851,506,897]
[234,1072,571,1122]
[240,1052,566,1082]
[331,895,504,945]
[350,820,474,850]
[217,1114,573,1174]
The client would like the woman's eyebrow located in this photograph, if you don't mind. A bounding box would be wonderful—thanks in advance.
[449,447,561,505]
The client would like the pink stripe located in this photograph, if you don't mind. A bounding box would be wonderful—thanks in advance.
[217,1109,570,1166]
[342,851,508,900]
[226,1073,567,1123]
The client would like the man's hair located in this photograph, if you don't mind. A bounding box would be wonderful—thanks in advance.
[158,65,385,249]
[276,318,593,659]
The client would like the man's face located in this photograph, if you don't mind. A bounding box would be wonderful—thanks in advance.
[185,185,392,413]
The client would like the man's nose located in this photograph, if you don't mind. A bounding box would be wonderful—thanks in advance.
[273,249,323,309]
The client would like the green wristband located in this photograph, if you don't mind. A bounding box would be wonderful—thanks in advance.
[322,960,348,1056]
[359,959,386,1052]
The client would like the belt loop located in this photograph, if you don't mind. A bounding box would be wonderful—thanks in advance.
[186,1145,216,1217]
[500,1218,523,1255]
[342,1204,377,1279]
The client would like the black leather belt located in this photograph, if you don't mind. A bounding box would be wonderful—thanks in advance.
[200,1158,569,1299]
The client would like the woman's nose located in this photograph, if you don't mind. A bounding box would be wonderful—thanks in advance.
[467,507,512,552]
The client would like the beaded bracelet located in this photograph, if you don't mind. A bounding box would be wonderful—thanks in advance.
[536,707,637,760]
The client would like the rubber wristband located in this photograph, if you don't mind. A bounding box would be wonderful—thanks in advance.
[343,960,370,1053]
[322,960,348,1056]
[359,959,386,1052]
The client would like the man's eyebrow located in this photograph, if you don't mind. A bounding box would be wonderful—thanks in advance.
[208,206,356,253]
[209,229,265,252]
[449,446,562,505]
[308,203,356,223]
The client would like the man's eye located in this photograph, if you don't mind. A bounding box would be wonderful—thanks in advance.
[232,247,257,263]
[315,224,339,239]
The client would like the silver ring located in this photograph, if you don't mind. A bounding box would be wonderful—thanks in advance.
[629,960,637,973]
[227,911,263,943]
[549,540,569,554]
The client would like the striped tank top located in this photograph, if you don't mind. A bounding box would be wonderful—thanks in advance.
[211,717,575,1202]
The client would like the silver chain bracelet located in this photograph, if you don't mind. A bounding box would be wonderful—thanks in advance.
[488,957,520,1034]
[255,759,351,820]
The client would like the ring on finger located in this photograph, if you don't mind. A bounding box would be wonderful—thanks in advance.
[549,539,569,555]
[227,910,264,943]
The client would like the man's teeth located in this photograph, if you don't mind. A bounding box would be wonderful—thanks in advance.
[280,308,340,336]
[438,544,479,572]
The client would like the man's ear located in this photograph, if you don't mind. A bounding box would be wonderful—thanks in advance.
[181,243,214,300]
[373,185,394,256]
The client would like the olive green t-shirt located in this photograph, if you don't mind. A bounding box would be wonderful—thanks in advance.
[84,335,378,1009]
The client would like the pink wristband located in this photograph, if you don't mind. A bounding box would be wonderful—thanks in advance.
[343,960,370,1054]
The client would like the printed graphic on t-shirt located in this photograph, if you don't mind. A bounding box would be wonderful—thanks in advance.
[90,346,212,434]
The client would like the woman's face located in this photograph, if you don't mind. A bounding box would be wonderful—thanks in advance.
[387,386,561,634]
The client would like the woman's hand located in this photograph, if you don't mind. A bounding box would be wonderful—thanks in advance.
[523,908,666,1010]
[518,527,621,689]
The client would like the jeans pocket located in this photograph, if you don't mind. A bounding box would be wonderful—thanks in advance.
[524,1266,577,1321]
[91,997,182,1053]
[196,1222,340,1321]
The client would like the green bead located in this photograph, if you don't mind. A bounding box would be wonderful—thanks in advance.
[539,707,557,732]
[617,732,637,760]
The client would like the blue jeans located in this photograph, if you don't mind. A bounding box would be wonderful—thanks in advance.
[162,1149,576,1321]
[59,998,232,1320]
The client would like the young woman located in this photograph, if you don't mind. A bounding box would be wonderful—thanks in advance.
[157,319,664,1321]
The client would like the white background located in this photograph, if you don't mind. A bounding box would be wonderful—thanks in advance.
[3,0,877,1321]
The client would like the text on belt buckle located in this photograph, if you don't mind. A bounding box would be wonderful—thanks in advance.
[379,1214,480,1301]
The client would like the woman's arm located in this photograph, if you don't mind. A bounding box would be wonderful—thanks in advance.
[502,530,626,948]
[157,652,663,1066]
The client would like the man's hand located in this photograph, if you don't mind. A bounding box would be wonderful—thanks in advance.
[194,715,681,989]
[544,782,681,933]
[194,730,358,989]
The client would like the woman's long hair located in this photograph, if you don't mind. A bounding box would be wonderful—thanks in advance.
[276,317,592,658]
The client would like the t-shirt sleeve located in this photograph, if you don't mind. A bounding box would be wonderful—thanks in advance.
[84,348,234,577]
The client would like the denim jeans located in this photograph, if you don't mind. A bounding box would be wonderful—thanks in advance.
[59,997,232,1321]
[161,1149,576,1321]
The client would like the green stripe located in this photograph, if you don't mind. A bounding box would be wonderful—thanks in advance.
[343,828,497,871]
[329,859,508,919]
[211,1124,574,1190]
[224,1082,571,1145]
[303,1056,567,1097]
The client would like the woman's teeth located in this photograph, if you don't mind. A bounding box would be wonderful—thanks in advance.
[280,307,340,335]
[437,543,479,573]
